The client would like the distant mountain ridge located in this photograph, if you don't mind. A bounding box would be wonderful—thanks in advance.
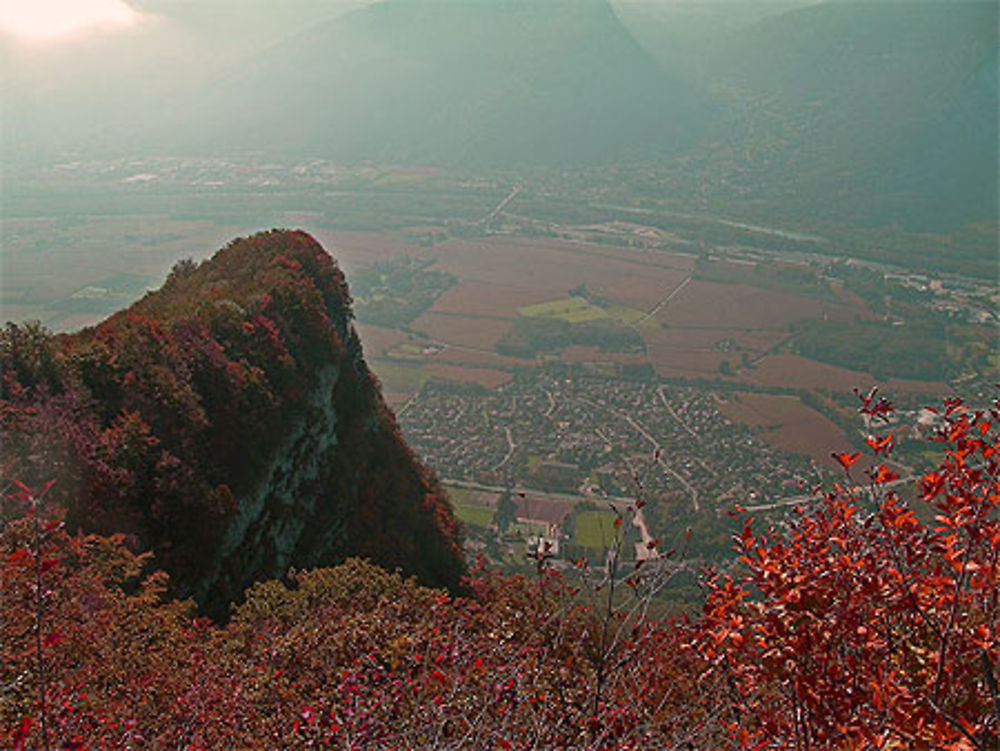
[690,0,998,231]
[180,0,707,165]
[0,230,465,615]
[1,0,995,238]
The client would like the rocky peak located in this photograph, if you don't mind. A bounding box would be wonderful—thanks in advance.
[0,230,465,617]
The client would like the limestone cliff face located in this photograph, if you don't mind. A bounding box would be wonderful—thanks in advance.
[0,230,464,615]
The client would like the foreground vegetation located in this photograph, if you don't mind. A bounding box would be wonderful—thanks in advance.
[3,393,998,749]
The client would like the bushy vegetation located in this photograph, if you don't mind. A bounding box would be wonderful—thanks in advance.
[496,317,644,359]
[3,393,998,748]
[351,256,457,328]
[796,318,955,381]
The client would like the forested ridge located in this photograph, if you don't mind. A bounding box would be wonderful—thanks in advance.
[0,231,465,616]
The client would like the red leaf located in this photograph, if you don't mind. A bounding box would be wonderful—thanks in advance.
[922,471,945,499]
[833,452,862,470]
[873,465,899,484]
[12,717,32,751]
[12,480,33,499]
[865,434,893,455]
[5,549,32,566]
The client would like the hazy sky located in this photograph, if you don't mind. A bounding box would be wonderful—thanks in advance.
[0,0,812,46]
[0,0,142,41]
[0,0,372,46]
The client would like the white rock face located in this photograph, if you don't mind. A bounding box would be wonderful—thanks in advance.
[199,363,355,605]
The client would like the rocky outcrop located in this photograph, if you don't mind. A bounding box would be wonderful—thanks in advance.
[0,230,465,616]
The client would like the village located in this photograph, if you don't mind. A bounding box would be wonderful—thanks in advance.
[399,373,837,563]
[402,374,831,506]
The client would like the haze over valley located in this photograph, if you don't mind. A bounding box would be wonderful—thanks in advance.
[2,0,998,571]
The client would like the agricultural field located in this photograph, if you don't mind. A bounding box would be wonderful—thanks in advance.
[310,229,434,273]
[647,349,736,379]
[716,392,856,471]
[427,236,694,305]
[355,324,411,358]
[366,360,429,403]
[424,281,550,319]
[574,510,620,551]
[603,302,648,325]
[604,274,692,310]
[641,326,770,377]
[452,503,495,530]
[410,311,512,350]
[427,347,529,370]
[559,346,648,365]
[642,327,786,352]
[405,236,974,401]
[425,363,512,389]
[738,354,947,395]
[518,297,609,323]
[0,217,960,403]
[1,217,255,331]
[655,280,850,331]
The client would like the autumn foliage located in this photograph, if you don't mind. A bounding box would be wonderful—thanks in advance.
[697,394,1000,748]
[3,390,998,749]
[1,231,465,612]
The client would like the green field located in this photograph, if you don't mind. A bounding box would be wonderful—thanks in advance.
[605,302,646,325]
[369,359,428,393]
[518,297,609,323]
[574,510,619,550]
[454,504,494,529]
[511,520,550,537]
[444,486,495,529]
[445,486,472,504]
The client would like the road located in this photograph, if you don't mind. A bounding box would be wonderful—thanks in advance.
[581,396,701,513]
[481,183,521,224]
[442,477,633,506]
[491,427,517,472]
[543,389,557,418]
[742,470,920,512]
[620,413,700,513]
[656,386,713,473]
[631,505,659,561]
[635,275,691,326]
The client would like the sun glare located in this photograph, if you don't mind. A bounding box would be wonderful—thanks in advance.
[0,0,139,41]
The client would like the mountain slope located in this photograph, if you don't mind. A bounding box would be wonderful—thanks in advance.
[0,230,465,615]
[688,0,998,230]
[179,0,706,165]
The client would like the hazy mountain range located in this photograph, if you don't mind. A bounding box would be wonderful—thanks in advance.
[178,0,705,166]
[2,0,996,233]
